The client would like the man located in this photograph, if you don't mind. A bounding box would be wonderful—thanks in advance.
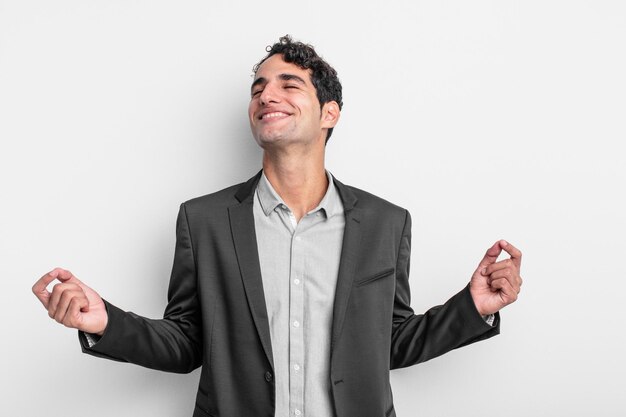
[33,36,522,417]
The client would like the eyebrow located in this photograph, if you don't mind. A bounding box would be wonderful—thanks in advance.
[279,73,307,84]
[251,73,307,91]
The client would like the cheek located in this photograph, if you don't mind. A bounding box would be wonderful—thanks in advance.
[248,101,257,120]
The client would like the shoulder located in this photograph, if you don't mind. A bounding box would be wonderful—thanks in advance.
[335,179,409,225]
[183,182,243,211]
[181,171,261,215]
[337,181,411,248]
[350,185,405,211]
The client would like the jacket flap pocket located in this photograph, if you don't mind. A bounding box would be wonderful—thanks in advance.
[355,267,395,287]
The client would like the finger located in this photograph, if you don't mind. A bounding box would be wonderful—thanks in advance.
[65,297,89,328]
[490,277,519,304]
[478,241,503,270]
[489,269,521,293]
[500,240,522,269]
[53,288,86,323]
[48,282,79,319]
[485,258,515,276]
[32,269,63,308]
[58,293,89,328]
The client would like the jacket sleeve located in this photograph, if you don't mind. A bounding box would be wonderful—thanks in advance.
[78,203,203,374]
[390,210,500,369]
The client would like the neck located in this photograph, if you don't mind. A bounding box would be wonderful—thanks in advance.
[262,145,328,222]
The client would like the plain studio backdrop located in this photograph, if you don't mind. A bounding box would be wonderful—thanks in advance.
[1,1,624,416]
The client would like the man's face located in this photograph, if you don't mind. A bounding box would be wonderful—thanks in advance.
[248,54,330,149]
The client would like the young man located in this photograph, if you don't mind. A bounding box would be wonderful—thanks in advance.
[33,36,522,417]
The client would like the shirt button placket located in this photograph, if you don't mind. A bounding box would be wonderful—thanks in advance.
[289,230,305,417]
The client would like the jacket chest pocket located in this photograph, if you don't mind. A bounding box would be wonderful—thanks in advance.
[355,267,395,287]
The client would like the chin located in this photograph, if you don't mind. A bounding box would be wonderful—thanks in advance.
[254,128,290,142]
[253,134,285,148]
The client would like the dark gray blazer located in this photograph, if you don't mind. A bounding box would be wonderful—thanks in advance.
[80,171,499,417]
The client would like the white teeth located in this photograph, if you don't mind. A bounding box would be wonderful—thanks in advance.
[262,112,288,119]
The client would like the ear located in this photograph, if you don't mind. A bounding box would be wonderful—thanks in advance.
[321,101,340,129]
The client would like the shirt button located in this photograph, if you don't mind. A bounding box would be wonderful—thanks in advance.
[294,364,300,371]
[294,278,300,285]
[295,236,302,242]
[294,410,301,416]
[264,371,273,382]
[293,321,300,328]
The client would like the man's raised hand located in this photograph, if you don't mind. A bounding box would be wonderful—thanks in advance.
[469,240,523,316]
[32,268,108,335]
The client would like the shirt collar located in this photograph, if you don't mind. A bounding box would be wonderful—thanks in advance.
[256,170,343,219]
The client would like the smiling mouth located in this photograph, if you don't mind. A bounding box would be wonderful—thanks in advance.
[259,111,290,120]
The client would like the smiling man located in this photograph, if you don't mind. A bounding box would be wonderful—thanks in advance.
[33,35,522,417]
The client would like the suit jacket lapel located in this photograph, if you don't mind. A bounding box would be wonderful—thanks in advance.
[228,171,274,369]
[331,177,362,351]
[227,172,361,367]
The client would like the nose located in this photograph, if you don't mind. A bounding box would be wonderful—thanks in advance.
[259,83,280,106]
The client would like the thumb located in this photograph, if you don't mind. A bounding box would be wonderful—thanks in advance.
[49,267,94,299]
[50,267,81,285]
[52,268,102,307]
[478,240,504,270]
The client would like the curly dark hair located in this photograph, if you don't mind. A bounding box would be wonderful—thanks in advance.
[253,35,343,143]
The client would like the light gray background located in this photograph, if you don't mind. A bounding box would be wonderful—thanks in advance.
[1,1,624,416]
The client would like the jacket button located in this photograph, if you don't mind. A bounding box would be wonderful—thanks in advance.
[264,371,273,382]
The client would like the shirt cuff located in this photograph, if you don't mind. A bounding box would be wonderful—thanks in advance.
[84,332,101,348]
[482,314,495,326]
